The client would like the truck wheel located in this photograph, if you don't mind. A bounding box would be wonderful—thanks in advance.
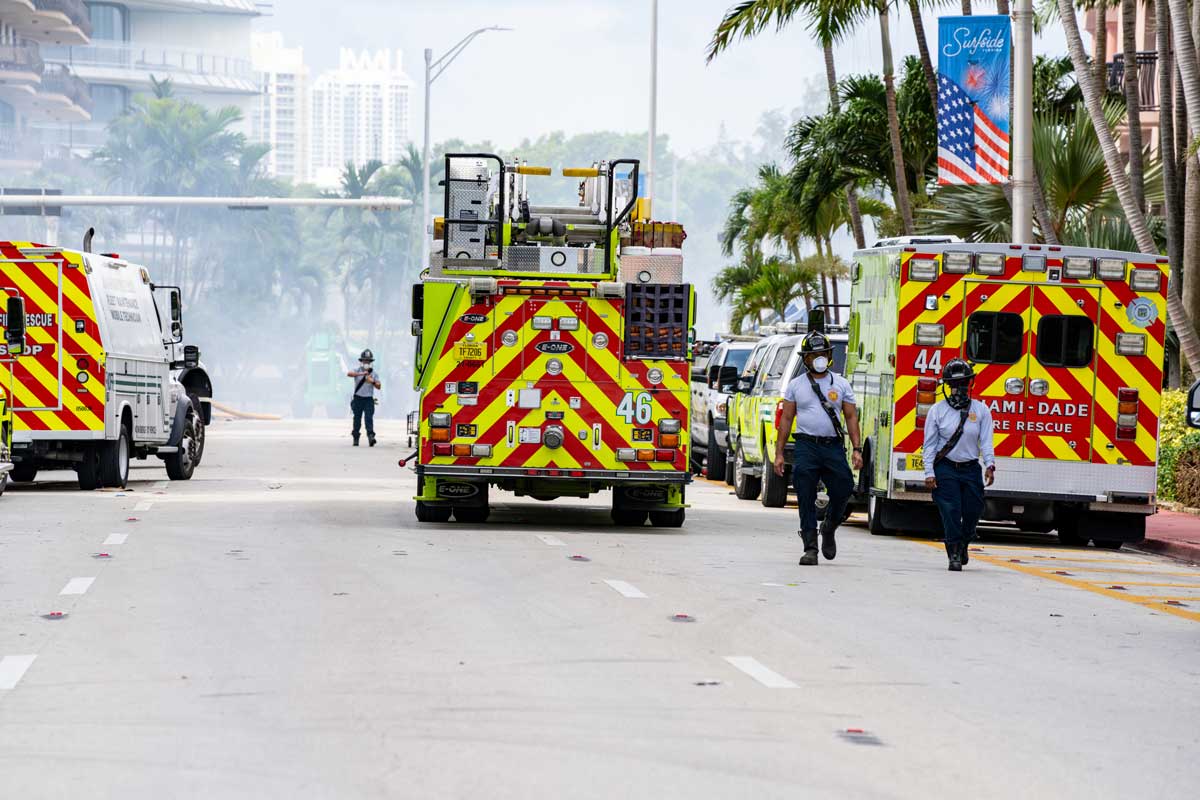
[733,445,761,501]
[1056,516,1087,546]
[165,409,198,481]
[100,423,131,488]
[724,455,735,486]
[611,507,648,526]
[0,474,6,496]
[188,393,207,466]
[454,506,490,524]
[867,494,892,536]
[10,463,37,483]
[415,501,452,522]
[760,462,789,507]
[1092,539,1123,550]
[77,448,101,490]
[706,427,727,481]
[649,508,685,528]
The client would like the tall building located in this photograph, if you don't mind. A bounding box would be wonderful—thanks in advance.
[251,32,309,184]
[309,48,412,187]
[0,0,92,171]
[37,0,261,153]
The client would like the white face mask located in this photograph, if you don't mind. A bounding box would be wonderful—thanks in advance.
[360,362,370,369]
[810,356,830,374]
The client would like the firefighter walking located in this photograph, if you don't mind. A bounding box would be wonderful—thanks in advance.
[347,349,381,447]
[923,359,995,571]
[774,332,863,565]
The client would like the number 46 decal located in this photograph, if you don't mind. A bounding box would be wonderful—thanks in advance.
[914,349,943,375]
[617,391,653,424]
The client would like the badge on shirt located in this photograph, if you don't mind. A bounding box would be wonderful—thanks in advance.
[969,412,978,422]
[828,391,839,402]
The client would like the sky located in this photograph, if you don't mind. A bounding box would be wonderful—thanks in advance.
[264,0,1072,156]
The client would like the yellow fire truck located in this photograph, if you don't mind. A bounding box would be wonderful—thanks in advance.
[407,154,694,526]
[849,242,1167,547]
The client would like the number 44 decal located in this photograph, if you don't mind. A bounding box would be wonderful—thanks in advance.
[914,349,943,375]
[617,391,653,425]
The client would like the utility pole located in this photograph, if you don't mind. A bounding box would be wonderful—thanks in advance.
[646,0,658,217]
[420,27,512,274]
[1011,0,1034,243]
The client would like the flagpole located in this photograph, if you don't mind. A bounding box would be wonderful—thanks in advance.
[1011,0,1034,243]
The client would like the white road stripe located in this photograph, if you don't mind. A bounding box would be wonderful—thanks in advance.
[603,579,648,599]
[133,501,154,512]
[103,533,128,545]
[60,577,96,596]
[0,655,37,690]
[724,656,798,689]
[536,534,566,547]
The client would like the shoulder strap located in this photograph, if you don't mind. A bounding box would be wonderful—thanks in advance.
[934,408,971,466]
[805,372,845,438]
[354,374,368,394]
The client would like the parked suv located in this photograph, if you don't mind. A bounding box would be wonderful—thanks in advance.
[691,339,756,481]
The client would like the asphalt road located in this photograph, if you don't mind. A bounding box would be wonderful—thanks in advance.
[1,419,1198,799]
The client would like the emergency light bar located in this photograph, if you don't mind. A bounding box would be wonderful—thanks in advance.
[975,253,1005,275]
[1096,258,1126,281]
[942,251,972,273]
[1021,254,1047,272]
[1063,256,1093,279]
[1115,332,1147,356]
[1130,269,1162,292]
[908,259,938,281]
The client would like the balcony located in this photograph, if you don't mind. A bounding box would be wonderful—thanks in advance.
[0,43,45,107]
[1108,52,1159,110]
[42,42,259,95]
[30,63,92,122]
[0,0,92,46]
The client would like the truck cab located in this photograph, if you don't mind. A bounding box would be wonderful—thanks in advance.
[691,339,755,481]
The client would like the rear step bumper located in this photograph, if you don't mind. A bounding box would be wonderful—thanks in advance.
[420,464,690,483]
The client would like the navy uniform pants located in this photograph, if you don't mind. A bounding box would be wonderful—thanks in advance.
[932,460,985,547]
[351,395,375,438]
[792,438,854,534]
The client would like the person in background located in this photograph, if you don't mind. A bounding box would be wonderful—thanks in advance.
[774,332,863,566]
[347,349,381,447]
[923,359,995,571]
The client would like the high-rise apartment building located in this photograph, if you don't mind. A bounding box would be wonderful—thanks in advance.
[309,48,412,187]
[251,32,309,184]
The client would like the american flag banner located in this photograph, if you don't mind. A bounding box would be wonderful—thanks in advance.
[937,15,1012,186]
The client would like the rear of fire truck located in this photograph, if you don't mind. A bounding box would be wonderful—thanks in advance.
[408,154,694,526]
[851,242,1167,547]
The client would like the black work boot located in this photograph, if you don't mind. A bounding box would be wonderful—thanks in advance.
[799,530,819,565]
[959,541,970,565]
[368,435,377,447]
[352,437,360,447]
[946,542,962,571]
[820,524,837,561]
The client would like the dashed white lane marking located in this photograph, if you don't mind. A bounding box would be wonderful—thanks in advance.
[603,579,648,598]
[153,481,169,489]
[536,534,566,547]
[724,656,798,689]
[60,577,96,596]
[0,655,37,690]
[133,501,154,512]
[103,533,128,546]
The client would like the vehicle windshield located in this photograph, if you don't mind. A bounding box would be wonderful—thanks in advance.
[725,347,752,373]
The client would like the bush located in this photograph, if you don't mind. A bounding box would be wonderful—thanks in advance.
[1158,390,1200,505]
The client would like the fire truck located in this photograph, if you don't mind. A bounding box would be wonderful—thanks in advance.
[849,242,1167,547]
[408,154,694,526]
[1,241,211,490]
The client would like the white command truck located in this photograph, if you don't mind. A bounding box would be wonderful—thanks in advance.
[0,242,211,490]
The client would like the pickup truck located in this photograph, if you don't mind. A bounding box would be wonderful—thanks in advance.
[691,340,757,482]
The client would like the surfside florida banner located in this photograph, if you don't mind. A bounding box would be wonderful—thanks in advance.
[937,15,1012,185]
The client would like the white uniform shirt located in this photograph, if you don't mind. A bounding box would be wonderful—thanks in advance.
[782,371,856,437]
[922,399,995,479]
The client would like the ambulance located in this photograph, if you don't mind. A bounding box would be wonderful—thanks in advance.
[408,154,694,526]
[0,241,212,490]
[848,242,1167,547]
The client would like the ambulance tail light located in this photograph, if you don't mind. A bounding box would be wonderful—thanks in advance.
[1115,332,1147,356]
[975,253,1005,275]
[636,449,655,462]
[430,428,451,442]
[942,251,972,273]
[916,378,937,425]
[908,258,938,281]
[659,433,680,448]
[617,448,637,461]
[1130,269,1162,292]
[452,444,472,457]
[1063,256,1094,279]
[471,444,492,457]
[432,444,453,456]
[1116,388,1139,440]
[914,324,945,346]
[1097,258,1127,281]
[654,449,674,461]
[557,316,580,331]
[532,316,553,330]
[658,419,681,434]
[430,413,452,427]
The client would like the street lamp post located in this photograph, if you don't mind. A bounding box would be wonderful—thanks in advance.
[646,0,658,217]
[421,26,512,273]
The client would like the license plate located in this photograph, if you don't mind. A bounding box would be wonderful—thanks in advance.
[906,454,924,472]
[455,342,487,361]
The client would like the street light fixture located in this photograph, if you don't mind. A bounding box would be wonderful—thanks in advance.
[421,26,513,272]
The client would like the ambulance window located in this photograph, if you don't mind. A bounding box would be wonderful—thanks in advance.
[1037,316,1094,368]
[966,312,1024,364]
[761,345,794,393]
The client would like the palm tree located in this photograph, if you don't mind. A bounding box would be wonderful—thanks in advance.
[713,249,767,332]
[738,255,823,324]
[1060,0,1200,371]
[1120,0,1144,212]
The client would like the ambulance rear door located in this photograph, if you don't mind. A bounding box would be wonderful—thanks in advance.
[0,258,64,415]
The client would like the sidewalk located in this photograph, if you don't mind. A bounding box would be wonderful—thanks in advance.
[1140,508,1200,563]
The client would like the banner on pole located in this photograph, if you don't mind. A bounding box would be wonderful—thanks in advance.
[937,15,1012,186]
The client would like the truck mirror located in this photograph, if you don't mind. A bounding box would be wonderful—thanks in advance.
[4,296,25,354]
[735,376,753,394]
[168,288,183,343]
[1189,379,1200,429]
[808,308,826,334]
[717,365,739,390]
[183,345,200,368]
